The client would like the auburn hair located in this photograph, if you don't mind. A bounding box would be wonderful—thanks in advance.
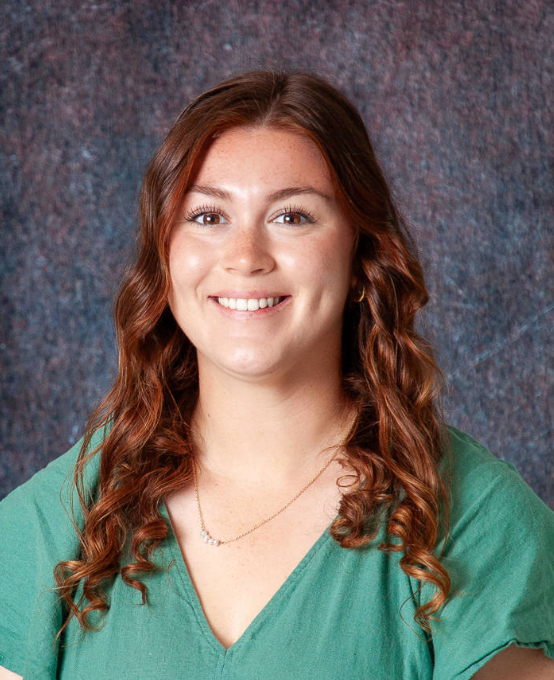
[52,68,452,643]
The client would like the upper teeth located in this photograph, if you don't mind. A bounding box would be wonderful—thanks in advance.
[216,297,282,310]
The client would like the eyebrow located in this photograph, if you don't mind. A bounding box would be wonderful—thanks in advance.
[186,184,333,204]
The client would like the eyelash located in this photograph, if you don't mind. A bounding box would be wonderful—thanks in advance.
[184,203,317,227]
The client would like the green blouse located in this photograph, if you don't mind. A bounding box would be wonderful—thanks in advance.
[1,425,553,679]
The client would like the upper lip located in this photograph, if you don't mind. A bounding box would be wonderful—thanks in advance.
[210,291,290,299]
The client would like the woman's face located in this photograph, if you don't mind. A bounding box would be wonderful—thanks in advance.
[168,125,356,382]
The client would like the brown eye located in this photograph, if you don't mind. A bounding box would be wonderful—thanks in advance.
[273,207,316,227]
[201,213,221,225]
[283,213,302,225]
[185,209,228,226]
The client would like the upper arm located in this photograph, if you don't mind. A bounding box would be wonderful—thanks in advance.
[0,664,23,680]
[471,645,554,679]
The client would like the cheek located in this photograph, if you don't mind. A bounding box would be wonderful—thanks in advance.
[168,237,211,298]
[285,232,352,289]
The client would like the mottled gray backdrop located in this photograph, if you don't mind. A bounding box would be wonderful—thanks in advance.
[1,1,552,505]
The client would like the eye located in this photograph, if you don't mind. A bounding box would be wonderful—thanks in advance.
[184,204,228,226]
[273,205,317,226]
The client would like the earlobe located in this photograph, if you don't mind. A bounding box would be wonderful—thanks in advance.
[350,270,361,290]
[347,276,366,305]
[352,284,366,304]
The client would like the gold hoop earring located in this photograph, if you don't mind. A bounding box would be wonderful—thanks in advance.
[353,285,366,303]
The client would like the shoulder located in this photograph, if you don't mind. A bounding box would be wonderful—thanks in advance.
[443,423,520,479]
[0,425,106,554]
[437,424,554,564]
[441,424,551,524]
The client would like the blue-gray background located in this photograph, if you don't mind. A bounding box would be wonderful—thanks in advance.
[1,1,552,505]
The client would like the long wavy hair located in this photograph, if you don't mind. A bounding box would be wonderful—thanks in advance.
[53,68,452,643]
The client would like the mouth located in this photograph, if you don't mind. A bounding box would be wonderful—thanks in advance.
[211,295,289,309]
[208,295,291,316]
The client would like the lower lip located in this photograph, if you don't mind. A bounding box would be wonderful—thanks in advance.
[209,296,292,319]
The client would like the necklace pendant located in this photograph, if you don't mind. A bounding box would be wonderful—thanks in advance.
[200,529,220,546]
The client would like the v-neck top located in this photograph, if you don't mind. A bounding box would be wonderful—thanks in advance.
[1,425,553,679]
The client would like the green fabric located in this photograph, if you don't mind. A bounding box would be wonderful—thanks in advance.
[0,425,553,679]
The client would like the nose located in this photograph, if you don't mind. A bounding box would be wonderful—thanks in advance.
[221,224,275,275]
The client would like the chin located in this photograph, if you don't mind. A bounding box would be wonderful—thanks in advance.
[200,347,290,381]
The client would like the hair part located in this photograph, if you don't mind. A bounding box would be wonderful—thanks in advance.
[51,67,452,644]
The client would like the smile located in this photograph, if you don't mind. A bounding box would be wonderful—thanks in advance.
[209,295,291,318]
[217,296,285,310]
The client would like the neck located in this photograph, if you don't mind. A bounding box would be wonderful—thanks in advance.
[190,358,356,490]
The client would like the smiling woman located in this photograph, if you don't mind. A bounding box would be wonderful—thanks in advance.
[1,69,553,680]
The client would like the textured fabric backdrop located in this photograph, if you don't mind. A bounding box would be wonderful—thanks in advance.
[1,0,552,504]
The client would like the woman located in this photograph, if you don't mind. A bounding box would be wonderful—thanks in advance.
[1,69,553,680]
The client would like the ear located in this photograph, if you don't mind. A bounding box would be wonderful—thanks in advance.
[350,268,362,290]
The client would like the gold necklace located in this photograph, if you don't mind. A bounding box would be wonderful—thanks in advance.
[192,434,350,547]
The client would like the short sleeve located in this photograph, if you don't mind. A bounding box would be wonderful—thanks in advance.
[0,431,103,679]
[426,426,554,680]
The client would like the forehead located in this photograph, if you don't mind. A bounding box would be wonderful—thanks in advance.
[190,126,334,193]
